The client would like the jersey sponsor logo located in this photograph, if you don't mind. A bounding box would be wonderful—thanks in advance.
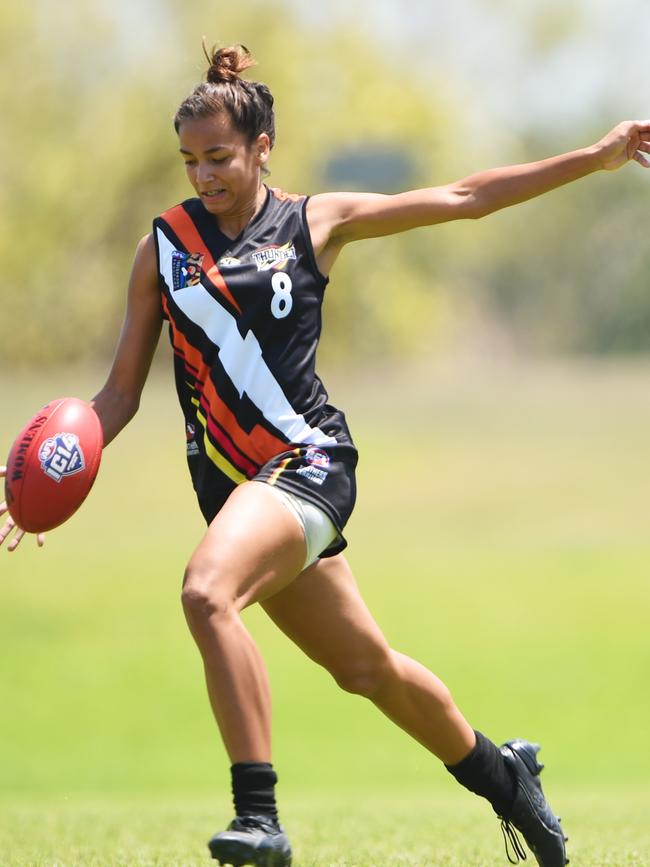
[305,447,330,468]
[296,465,328,486]
[218,256,243,268]
[172,251,204,290]
[251,242,297,272]
[38,432,85,483]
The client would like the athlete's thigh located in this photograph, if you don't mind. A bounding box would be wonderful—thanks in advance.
[260,554,389,669]
[185,481,307,609]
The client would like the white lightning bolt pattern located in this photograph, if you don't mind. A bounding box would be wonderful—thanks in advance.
[157,228,337,448]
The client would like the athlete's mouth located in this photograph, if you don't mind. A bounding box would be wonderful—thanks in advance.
[202,189,226,197]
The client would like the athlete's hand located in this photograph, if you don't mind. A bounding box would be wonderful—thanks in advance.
[0,466,46,552]
[594,120,650,171]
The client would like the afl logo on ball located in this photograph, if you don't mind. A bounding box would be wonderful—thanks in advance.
[39,433,86,483]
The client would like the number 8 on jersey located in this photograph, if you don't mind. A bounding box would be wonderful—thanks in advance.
[271,272,293,319]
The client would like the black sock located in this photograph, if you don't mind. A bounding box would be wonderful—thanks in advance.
[231,762,279,820]
[445,730,516,817]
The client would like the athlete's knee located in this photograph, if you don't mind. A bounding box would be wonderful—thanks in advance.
[331,644,393,698]
[181,559,236,624]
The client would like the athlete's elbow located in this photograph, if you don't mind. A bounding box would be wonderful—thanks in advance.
[468,195,499,219]
[446,184,492,220]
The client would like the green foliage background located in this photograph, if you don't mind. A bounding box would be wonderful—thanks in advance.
[3,0,650,368]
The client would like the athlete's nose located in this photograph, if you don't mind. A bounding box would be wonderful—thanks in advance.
[196,161,217,186]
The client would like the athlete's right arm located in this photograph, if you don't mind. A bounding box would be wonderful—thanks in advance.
[0,236,161,550]
[91,233,163,446]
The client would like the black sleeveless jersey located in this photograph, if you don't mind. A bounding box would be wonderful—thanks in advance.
[153,186,357,546]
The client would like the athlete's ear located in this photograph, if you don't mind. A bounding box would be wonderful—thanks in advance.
[255,133,271,167]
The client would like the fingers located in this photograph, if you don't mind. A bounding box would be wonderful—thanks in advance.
[599,121,650,171]
[0,513,45,551]
[624,120,650,136]
[0,466,46,551]
[7,526,26,552]
[633,134,650,168]
[613,122,650,169]
[0,515,16,549]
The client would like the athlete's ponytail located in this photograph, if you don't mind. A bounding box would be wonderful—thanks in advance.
[174,42,276,150]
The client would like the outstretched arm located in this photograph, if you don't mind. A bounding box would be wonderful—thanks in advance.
[308,119,650,269]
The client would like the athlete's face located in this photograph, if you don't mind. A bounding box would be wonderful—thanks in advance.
[178,113,270,220]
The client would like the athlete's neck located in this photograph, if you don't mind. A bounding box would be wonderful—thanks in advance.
[217,184,268,240]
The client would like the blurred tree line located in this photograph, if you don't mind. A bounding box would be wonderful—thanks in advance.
[2,0,649,369]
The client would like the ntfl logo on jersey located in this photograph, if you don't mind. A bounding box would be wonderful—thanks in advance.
[186,423,199,457]
[305,447,330,468]
[296,447,331,486]
[172,251,204,290]
[38,433,86,483]
[252,242,297,271]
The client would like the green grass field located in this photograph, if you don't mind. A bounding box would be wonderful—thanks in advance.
[2,359,650,865]
[2,788,650,865]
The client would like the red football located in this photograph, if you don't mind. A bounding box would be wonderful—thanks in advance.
[4,397,103,533]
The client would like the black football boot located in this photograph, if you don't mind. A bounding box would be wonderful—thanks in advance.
[498,740,568,866]
[208,814,292,867]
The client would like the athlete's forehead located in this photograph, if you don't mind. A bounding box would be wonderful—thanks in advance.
[178,143,233,155]
[177,113,247,154]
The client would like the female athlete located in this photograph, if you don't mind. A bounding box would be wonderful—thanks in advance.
[2,43,649,867]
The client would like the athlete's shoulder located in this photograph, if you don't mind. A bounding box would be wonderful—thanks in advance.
[156,197,202,223]
[268,186,307,204]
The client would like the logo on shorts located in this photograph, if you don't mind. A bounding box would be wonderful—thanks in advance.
[305,447,330,468]
[39,433,85,483]
[251,242,296,272]
[186,423,199,456]
[296,465,328,486]
[172,250,204,290]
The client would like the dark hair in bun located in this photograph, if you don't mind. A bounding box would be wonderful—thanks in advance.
[205,43,256,83]
[174,43,276,149]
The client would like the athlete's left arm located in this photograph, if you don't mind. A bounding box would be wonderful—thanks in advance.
[309,120,650,260]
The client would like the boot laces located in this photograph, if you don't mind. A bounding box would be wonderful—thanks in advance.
[500,818,527,864]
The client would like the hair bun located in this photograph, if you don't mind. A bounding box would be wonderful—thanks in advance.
[205,43,256,84]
